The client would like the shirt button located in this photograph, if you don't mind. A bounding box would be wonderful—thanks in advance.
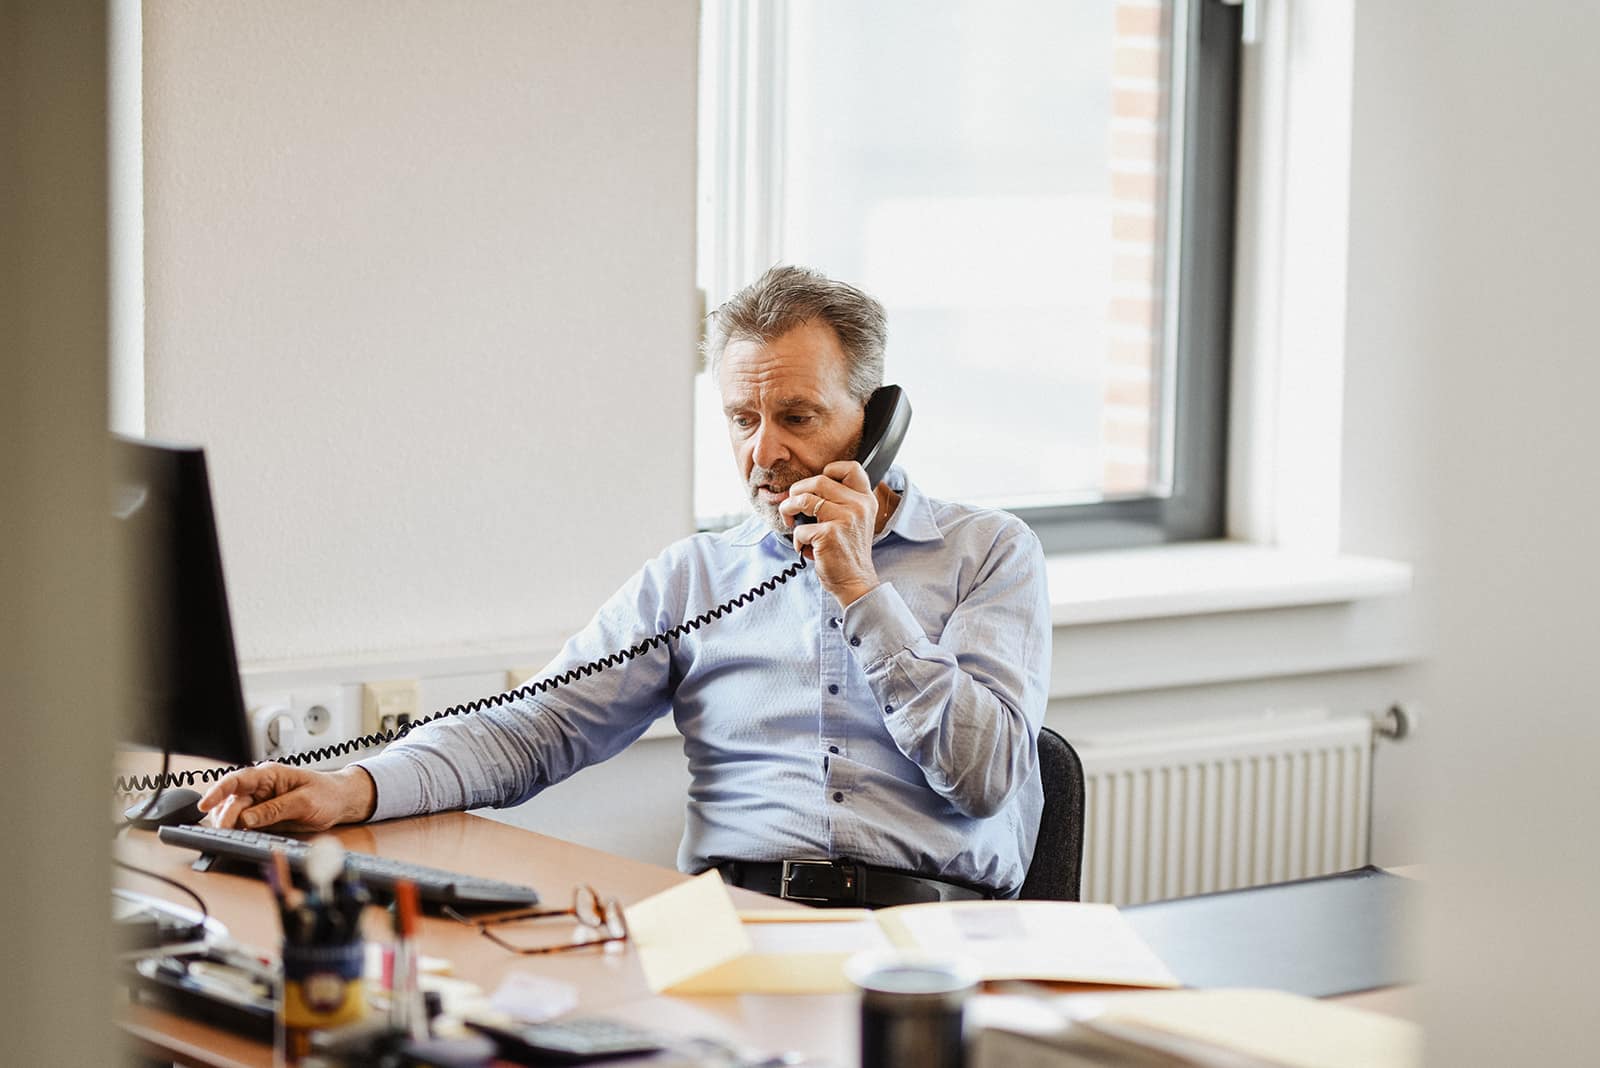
[849,636,861,647]
[832,791,844,802]
[828,684,839,695]
[884,704,894,714]
[828,745,839,754]
[830,617,842,628]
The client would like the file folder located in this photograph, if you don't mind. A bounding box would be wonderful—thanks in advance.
[1120,866,1418,997]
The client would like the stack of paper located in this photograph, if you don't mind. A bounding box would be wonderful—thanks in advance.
[876,899,1179,987]
[968,988,1421,1068]
[621,871,1178,995]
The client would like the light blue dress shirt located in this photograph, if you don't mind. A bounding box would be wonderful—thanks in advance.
[356,467,1051,895]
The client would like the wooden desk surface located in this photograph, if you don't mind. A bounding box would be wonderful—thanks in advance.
[115,810,852,1067]
[115,804,1418,1066]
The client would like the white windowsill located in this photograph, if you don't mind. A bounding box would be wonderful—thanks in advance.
[1041,540,1418,701]
[1045,540,1412,626]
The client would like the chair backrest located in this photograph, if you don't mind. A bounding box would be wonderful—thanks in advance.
[1017,725,1086,901]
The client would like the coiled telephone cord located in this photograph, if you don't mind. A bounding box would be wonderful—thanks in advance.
[114,558,809,795]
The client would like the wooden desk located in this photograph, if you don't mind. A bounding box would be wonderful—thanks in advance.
[115,811,855,1067]
[115,809,1419,1066]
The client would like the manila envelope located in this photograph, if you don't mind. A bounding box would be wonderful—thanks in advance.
[622,870,887,995]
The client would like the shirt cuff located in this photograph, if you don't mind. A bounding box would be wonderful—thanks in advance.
[841,581,924,667]
[351,752,426,822]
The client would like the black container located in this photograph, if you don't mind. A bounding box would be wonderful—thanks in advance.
[850,956,979,1068]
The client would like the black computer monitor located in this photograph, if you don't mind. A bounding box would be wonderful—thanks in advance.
[113,435,253,764]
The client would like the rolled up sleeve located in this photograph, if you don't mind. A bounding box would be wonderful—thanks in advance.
[353,551,682,820]
[841,527,1051,819]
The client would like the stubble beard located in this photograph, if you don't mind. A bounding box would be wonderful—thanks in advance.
[746,429,862,542]
[748,460,809,543]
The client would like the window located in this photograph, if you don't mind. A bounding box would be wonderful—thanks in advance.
[696,0,1241,550]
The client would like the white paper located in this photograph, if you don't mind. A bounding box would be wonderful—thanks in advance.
[744,917,894,955]
[1096,989,1422,1068]
[487,971,579,1023]
[624,870,753,993]
[889,901,1178,986]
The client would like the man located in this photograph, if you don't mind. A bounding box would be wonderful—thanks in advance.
[200,266,1052,905]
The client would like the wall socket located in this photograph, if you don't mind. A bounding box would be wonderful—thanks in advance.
[243,669,542,763]
[246,684,361,762]
[362,679,419,736]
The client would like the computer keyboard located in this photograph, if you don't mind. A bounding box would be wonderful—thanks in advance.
[157,824,541,910]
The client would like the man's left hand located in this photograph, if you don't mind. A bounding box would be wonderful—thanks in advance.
[780,461,880,607]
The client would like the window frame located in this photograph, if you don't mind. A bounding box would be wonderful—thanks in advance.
[696,0,1244,553]
[1023,0,1242,552]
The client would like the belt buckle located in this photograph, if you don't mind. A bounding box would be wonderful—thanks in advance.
[780,859,856,903]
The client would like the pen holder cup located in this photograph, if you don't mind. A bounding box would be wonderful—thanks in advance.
[281,937,366,1061]
[846,952,980,1068]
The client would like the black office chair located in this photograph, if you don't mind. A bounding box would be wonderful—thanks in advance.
[1017,725,1086,901]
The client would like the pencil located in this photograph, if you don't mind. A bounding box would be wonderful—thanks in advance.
[391,879,427,1039]
[271,850,293,904]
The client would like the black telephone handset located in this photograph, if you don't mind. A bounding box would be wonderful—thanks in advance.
[794,384,912,526]
[114,386,914,797]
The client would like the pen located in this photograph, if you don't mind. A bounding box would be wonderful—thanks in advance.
[262,851,312,943]
[264,851,291,903]
[334,873,369,946]
[390,879,428,1040]
[303,837,347,942]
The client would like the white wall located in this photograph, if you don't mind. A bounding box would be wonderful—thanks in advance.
[1339,0,1435,867]
[1379,3,1600,1062]
[142,0,701,662]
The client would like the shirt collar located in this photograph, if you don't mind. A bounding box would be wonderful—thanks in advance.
[726,514,772,547]
[878,466,944,544]
[723,466,944,548]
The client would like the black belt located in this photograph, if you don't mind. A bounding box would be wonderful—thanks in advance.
[711,858,993,909]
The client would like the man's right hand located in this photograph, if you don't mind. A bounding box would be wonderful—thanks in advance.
[197,764,377,832]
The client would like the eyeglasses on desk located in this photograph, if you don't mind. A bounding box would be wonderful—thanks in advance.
[443,883,628,955]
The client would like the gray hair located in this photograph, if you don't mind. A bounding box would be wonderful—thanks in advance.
[702,265,887,404]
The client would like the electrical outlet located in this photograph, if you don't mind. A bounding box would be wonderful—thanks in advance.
[294,684,361,743]
[362,679,419,736]
[249,698,294,761]
[246,684,362,761]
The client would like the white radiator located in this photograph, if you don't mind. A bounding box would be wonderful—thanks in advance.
[1075,712,1373,906]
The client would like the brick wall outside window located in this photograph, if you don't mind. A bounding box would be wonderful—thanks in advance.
[1103,0,1171,495]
